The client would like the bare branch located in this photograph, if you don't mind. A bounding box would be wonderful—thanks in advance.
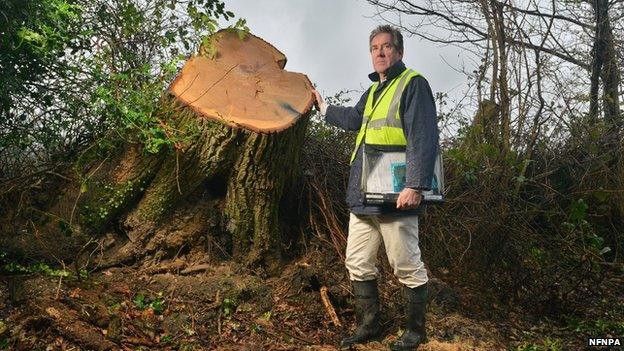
[496,0,593,29]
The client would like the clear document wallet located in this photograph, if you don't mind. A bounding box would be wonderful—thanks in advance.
[361,144,444,205]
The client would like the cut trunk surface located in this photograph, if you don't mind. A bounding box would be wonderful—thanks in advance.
[1,30,314,270]
[170,30,311,132]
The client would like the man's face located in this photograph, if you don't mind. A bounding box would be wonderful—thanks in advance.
[370,33,403,77]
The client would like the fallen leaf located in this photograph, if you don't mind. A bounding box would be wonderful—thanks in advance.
[69,288,81,298]
[46,307,61,319]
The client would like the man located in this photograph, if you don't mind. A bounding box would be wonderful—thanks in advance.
[312,25,439,350]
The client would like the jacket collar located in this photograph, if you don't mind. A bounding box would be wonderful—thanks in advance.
[368,60,406,83]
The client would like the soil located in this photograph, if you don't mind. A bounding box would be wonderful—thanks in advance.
[0,241,508,351]
[0,251,620,351]
[1,239,622,351]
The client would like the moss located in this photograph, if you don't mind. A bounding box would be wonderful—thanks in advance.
[134,186,170,222]
[128,110,239,223]
[80,177,148,232]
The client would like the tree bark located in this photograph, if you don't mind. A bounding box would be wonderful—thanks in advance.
[588,0,624,260]
[589,0,621,132]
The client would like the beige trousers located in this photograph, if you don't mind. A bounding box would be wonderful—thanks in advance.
[345,213,428,288]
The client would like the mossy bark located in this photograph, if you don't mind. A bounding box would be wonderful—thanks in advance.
[224,118,308,266]
[78,96,309,268]
[79,145,163,233]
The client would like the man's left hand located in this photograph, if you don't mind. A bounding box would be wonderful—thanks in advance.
[396,188,422,210]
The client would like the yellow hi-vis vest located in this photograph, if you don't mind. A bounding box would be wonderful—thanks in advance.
[351,68,422,163]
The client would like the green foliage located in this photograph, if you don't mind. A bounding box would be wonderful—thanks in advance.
[133,294,147,309]
[90,61,182,153]
[1,261,70,277]
[0,0,246,179]
[78,267,89,279]
[560,199,610,257]
[514,338,563,351]
[0,250,90,279]
[529,247,545,267]
[133,292,166,315]
[81,178,148,231]
[568,198,588,222]
[0,0,82,109]
[221,297,236,317]
[160,334,173,344]
[0,0,85,176]
[566,315,624,335]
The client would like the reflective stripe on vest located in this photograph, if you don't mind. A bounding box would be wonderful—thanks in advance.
[350,68,422,163]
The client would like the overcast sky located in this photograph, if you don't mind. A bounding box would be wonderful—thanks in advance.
[222,0,469,102]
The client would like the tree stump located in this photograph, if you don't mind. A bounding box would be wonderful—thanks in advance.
[1,30,314,270]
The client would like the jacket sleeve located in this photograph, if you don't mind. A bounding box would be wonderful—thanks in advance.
[323,88,370,131]
[401,76,439,190]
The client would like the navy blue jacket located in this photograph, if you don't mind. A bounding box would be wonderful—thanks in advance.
[324,60,439,215]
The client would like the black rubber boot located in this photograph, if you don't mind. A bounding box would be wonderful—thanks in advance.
[390,283,428,351]
[340,280,382,347]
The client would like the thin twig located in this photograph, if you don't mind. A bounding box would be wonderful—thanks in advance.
[176,149,182,195]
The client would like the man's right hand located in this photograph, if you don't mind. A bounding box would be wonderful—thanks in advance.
[312,90,327,114]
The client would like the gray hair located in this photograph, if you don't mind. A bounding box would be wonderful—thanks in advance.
[369,25,404,53]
